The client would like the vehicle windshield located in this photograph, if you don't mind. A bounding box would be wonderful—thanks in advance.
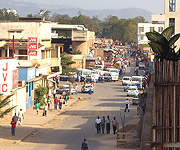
[123,78,130,80]
[132,78,141,82]
[129,88,137,90]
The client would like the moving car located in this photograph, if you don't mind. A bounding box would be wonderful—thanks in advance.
[81,84,94,93]
[127,87,139,96]
[139,62,146,70]
[132,95,139,105]
[122,76,132,85]
[124,83,137,92]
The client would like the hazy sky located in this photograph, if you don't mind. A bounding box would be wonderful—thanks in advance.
[19,0,164,14]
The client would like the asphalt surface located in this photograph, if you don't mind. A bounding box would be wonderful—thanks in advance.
[19,61,139,150]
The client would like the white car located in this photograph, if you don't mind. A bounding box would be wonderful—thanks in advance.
[127,87,139,96]
[124,83,137,91]
[122,76,132,85]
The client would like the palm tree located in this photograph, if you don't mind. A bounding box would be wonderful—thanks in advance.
[146,26,180,61]
[0,94,16,118]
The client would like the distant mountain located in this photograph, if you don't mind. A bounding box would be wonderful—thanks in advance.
[0,0,152,22]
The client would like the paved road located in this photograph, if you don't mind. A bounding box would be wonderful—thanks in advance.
[21,61,138,150]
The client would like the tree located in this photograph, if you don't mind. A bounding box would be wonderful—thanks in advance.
[35,86,48,106]
[61,52,77,75]
[0,8,18,21]
[0,94,16,118]
[69,50,81,55]
[146,26,180,61]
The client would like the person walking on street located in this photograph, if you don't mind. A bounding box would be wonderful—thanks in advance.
[106,116,111,134]
[35,102,40,115]
[65,95,69,106]
[12,113,18,125]
[54,97,58,110]
[10,118,16,136]
[52,89,56,99]
[18,109,24,125]
[112,117,118,135]
[81,138,88,150]
[47,96,51,110]
[101,116,105,134]
[44,103,48,117]
[125,99,130,112]
[59,96,63,110]
[95,116,101,134]
[88,88,92,99]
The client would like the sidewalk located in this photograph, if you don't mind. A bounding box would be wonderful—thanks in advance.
[0,94,83,143]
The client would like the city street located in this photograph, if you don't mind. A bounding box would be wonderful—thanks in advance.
[15,61,139,150]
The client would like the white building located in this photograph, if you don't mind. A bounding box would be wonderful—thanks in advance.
[137,23,164,45]
[152,0,180,50]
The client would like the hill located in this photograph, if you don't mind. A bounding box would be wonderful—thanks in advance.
[0,0,152,21]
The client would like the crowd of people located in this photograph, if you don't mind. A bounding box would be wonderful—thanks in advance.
[95,116,118,135]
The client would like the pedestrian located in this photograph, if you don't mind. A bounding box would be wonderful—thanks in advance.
[47,96,51,110]
[101,116,105,134]
[44,103,48,117]
[95,116,101,134]
[35,101,40,115]
[18,109,24,125]
[59,96,63,110]
[106,116,111,134]
[10,118,16,136]
[12,113,18,125]
[65,95,69,106]
[88,88,92,99]
[125,99,130,112]
[54,97,58,110]
[112,117,118,134]
[52,89,56,99]
[81,138,88,150]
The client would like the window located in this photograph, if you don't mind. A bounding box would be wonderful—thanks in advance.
[139,27,144,33]
[169,0,176,12]
[140,35,144,40]
[150,27,155,32]
[158,27,163,32]
[169,18,175,27]
[18,50,27,60]
[41,50,45,59]
[5,50,12,57]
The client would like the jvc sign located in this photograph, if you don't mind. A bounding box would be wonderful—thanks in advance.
[28,51,37,56]
[0,59,17,95]
[28,44,37,49]
[28,37,38,43]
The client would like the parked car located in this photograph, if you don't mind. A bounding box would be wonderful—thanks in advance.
[122,76,132,85]
[63,85,78,94]
[132,95,139,105]
[127,87,139,96]
[81,84,94,93]
[56,85,78,95]
[124,83,137,92]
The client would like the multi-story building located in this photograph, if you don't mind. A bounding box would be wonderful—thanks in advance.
[137,23,164,45]
[152,0,180,50]
[0,17,62,77]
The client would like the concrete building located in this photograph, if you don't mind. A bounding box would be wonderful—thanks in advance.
[152,0,180,50]
[0,17,62,77]
[69,55,86,69]
[137,23,164,45]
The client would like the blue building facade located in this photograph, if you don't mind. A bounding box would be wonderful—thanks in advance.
[18,67,35,109]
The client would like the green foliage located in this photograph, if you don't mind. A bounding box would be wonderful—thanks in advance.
[146,26,180,61]
[0,94,16,118]
[35,86,48,106]
[61,52,77,75]
[0,8,19,21]
[69,50,82,55]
